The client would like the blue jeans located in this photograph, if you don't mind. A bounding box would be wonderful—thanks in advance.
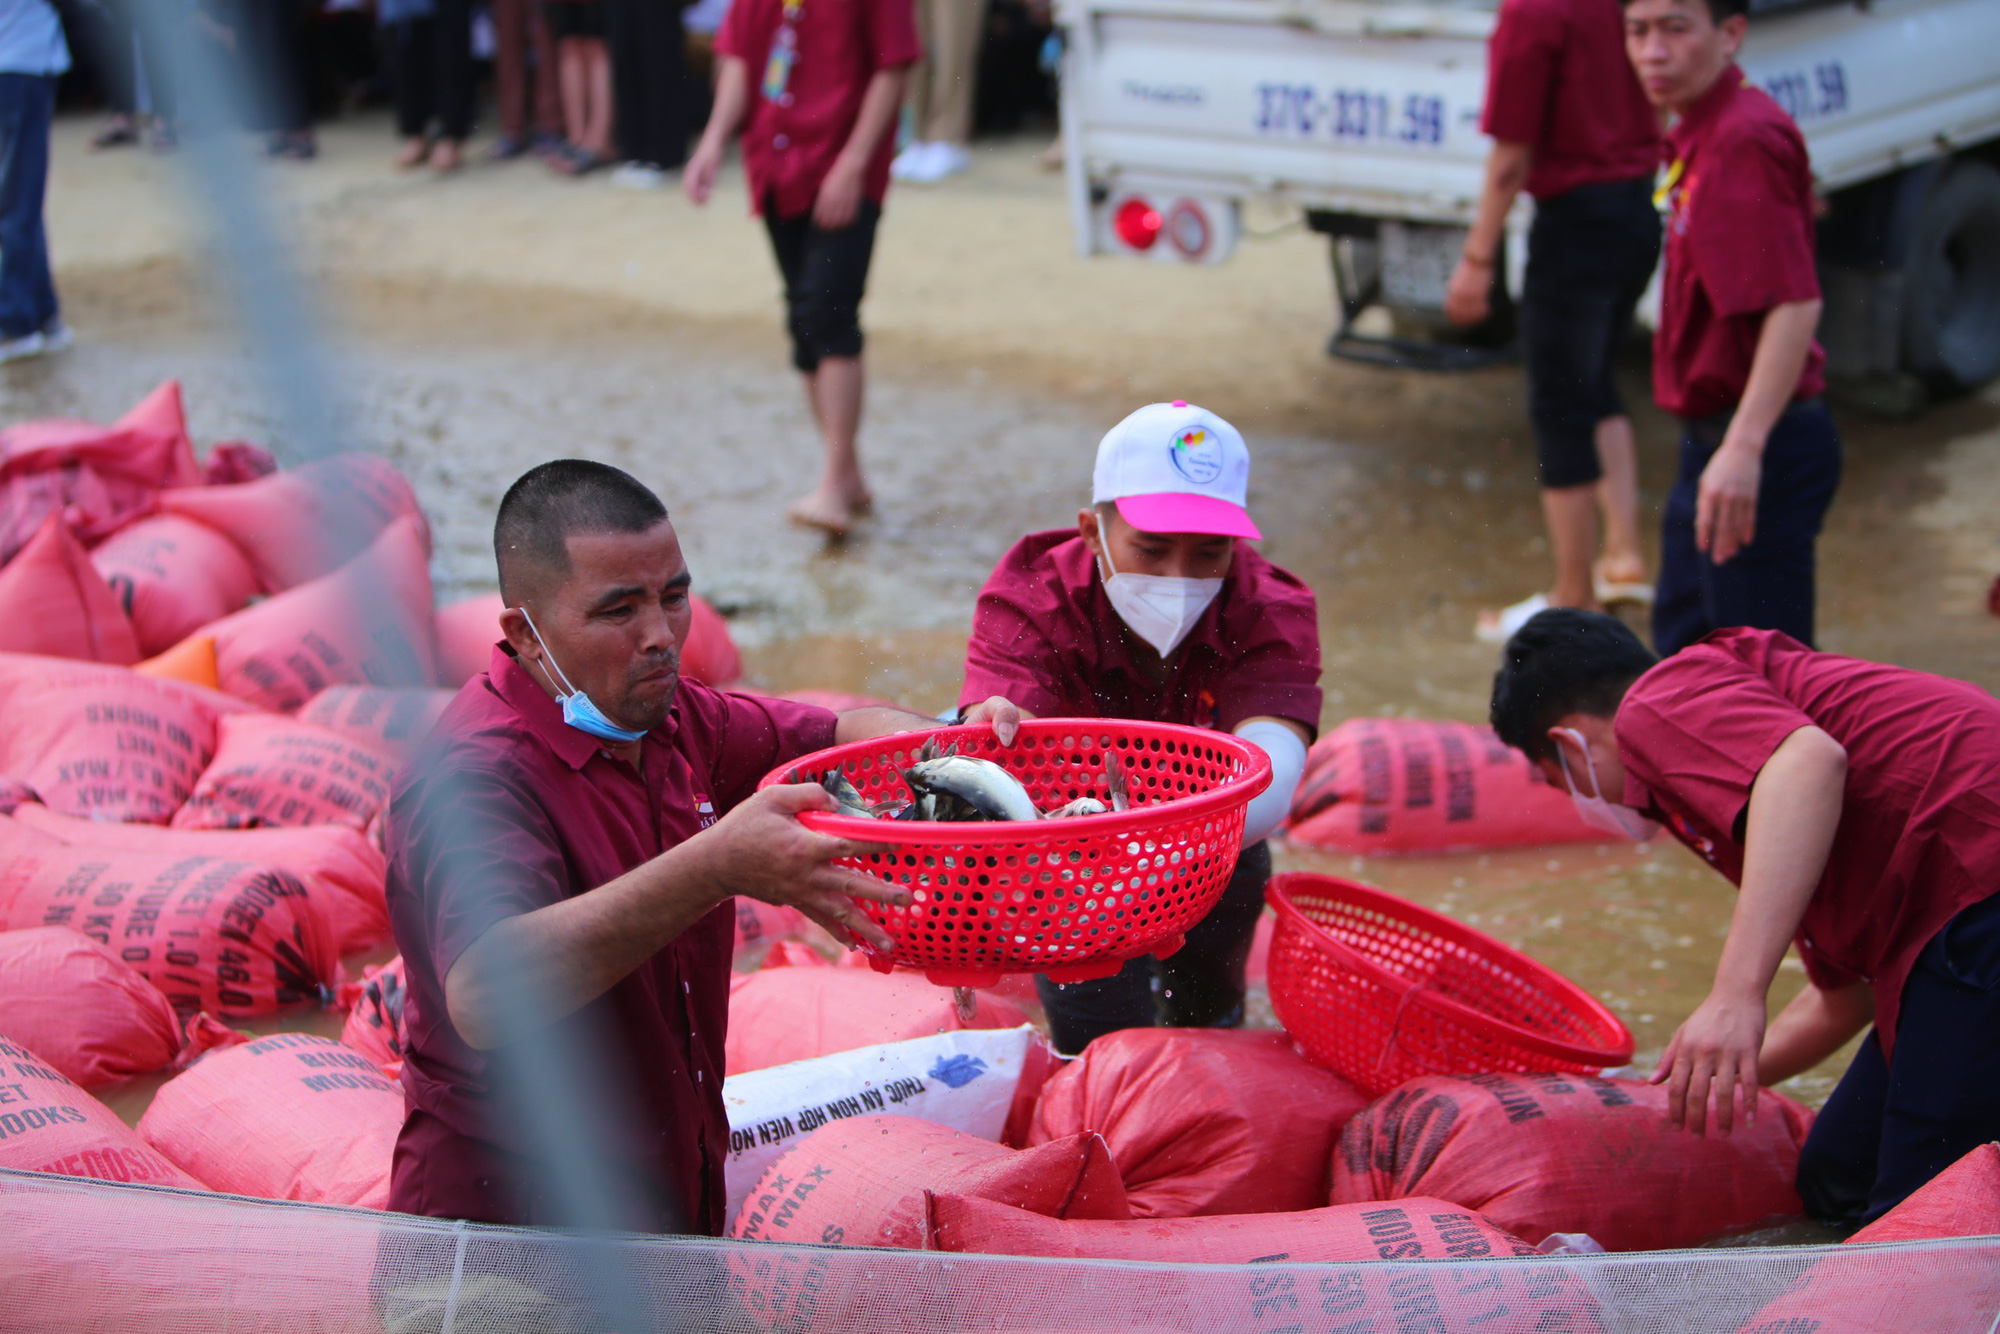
[1653,397,1842,656]
[0,73,58,340]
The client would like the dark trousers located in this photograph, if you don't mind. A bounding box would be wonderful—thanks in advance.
[72,0,176,119]
[1036,841,1272,1056]
[605,0,689,168]
[389,0,476,141]
[237,0,313,133]
[0,74,58,341]
[763,197,879,372]
[1796,894,2000,1227]
[492,0,562,141]
[1653,398,1841,657]
[1520,175,1660,490]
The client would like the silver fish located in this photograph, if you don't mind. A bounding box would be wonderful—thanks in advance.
[819,767,876,819]
[1042,797,1109,819]
[902,754,1042,823]
[1105,751,1130,813]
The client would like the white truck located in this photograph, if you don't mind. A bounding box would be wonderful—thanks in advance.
[1054,0,2000,399]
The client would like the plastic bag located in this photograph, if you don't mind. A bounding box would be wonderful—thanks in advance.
[9,804,390,956]
[172,712,399,833]
[135,635,219,689]
[205,516,438,712]
[338,955,407,1072]
[432,591,504,689]
[1028,1027,1370,1218]
[725,967,1029,1076]
[1848,1143,2000,1244]
[1331,1073,1813,1251]
[90,513,258,657]
[0,1032,207,1188]
[138,1033,399,1207]
[159,451,429,593]
[298,685,454,759]
[0,845,338,1019]
[0,513,141,663]
[1286,718,1610,855]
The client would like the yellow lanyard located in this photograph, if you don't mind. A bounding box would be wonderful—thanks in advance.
[1653,156,1685,215]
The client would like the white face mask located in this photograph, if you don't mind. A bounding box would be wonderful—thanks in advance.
[1554,727,1659,841]
[1098,544,1223,659]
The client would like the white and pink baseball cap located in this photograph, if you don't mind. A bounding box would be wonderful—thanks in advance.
[1091,400,1261,539]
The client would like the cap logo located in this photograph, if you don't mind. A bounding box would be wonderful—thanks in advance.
[1167,426,1223,484]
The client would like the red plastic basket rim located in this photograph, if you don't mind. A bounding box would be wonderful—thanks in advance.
[1265,871,1635,1068]
[757,719,1273,845]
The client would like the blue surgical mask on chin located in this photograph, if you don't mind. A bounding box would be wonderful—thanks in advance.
[516,608,651,745]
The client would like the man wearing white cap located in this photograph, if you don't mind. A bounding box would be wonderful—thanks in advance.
[959,402,1321,1054]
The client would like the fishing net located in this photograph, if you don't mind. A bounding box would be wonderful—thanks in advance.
[4,1167,1998,1334]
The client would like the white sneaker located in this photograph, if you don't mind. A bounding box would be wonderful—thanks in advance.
[927,142,971,180]
[38,320,73,354]
[890,141,934,181]
[0,331,46,364]
[610,161,669,190]
[1474,592,1550,645]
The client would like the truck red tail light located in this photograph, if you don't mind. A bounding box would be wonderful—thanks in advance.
[1113,197,1163,251]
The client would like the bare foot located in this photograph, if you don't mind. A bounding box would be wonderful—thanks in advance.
[786,490,854,537]
[395,137,432,170]
[431,139,463,174]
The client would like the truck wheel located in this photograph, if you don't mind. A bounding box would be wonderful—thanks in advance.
[1903,160,2000,392]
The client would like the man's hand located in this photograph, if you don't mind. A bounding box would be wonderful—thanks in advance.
[1697,440,1763,565]
[699,783,905,954]
[684,140,724,206]
[813,158,866,231]
[957,695,1028,746]
[1652,990,1768,1136]
[1444,256,1493,327]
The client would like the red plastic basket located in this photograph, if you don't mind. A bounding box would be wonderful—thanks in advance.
[1265,872,1633,1096]
[758,720,1271,988]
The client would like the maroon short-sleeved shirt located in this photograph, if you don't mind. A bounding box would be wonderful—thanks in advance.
[385,647,837,1233]
[1654,68,1827,420]
[1480,0,1660,199]
[958,530,1323,738]
[714,0,921,218]
[1615,628,2000,1058]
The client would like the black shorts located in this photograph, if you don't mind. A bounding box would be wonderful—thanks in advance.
[1520,175,1661,490]
[544,1,604,41]
[763,194,880,373]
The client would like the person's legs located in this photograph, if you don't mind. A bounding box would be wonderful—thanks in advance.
[528,4,563,142]
[1796,1029,1890,1227]
[1158,841,1271,1029]
[580,37,614,158]
[921,0,988,149]
[390,18,435,163]
[1540,484,1601,610]
[783,202,881,532]
[1651,428,1711,655]
[0,74,58,344]
[1593,414,1646,586]
[1589,182,1661,591]
[1694,401,1841,649]
[492,0,533,142]
[1036,958,1158,1056]
[555,35,588,146]
[906,0,937,145]
[430,0,475,165]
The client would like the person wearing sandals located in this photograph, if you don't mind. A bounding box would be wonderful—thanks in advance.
[684,0,919,535]
[544,0,615,174]
[1454,0,1663,647]
[380,0,474,173]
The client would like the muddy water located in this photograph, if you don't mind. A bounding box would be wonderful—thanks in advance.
[11,270,1997,1130]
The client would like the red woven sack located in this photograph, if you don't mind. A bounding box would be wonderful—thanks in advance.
[432,591,503,688]
[0,513,141,663]
[1331,1073,1813,1251]
[1848,1143,2000,1244]
[200,440,278,485]
[298,685,454,759]
[339,955,408,1071]
[0,1032,206,1188]
[1028,1027,1370,1218]
[90,513,258,656]
[1286,718,1608,855]
[683,592,742,687]
[9,804,390,955]
[0,845,338,1019]
[0,653,250,823]
[724,967,1028,1076]
[730,1114,1127,1246]
[158,451,429,593]
[138,1033,398,1207]
[172,711,399,833]
[205,516,437,712]
[0,927,184,1087]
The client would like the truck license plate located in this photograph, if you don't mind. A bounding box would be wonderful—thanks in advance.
[1379,221,1466,310]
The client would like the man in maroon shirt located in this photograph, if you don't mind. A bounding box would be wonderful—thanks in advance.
[1492,609,2000,1226]
[1448,0,1662,642]
[958,402,1321,1054]
[386,460,1018,1233]
[684,0,920,537]
[1624,0,1840,656]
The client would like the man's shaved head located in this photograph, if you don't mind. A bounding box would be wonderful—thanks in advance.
[495,460,669,605]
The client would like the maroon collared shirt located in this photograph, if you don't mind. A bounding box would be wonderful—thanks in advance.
[958,530,1323,738]
[1480,0,1660,200]
[385,646,836,1232]
[1654,67,1826,420]
[1615,628,2000,1059]
[713,0,922,218]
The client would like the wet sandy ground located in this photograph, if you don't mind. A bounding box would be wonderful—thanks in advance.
[18,113,2000,1129]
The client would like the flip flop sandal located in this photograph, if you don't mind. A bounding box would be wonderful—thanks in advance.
[1475,592,1550,645]
[1593,569,1655,607]
[91,123,140,150]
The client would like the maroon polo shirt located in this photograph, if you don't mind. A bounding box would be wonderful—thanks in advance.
[713,0,921,219]
[1654,67,1826,420]
[958,529,1323,738]
[1480,0,1660,199]
[1615,628,2000,1059]
[385,646,837,1233]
